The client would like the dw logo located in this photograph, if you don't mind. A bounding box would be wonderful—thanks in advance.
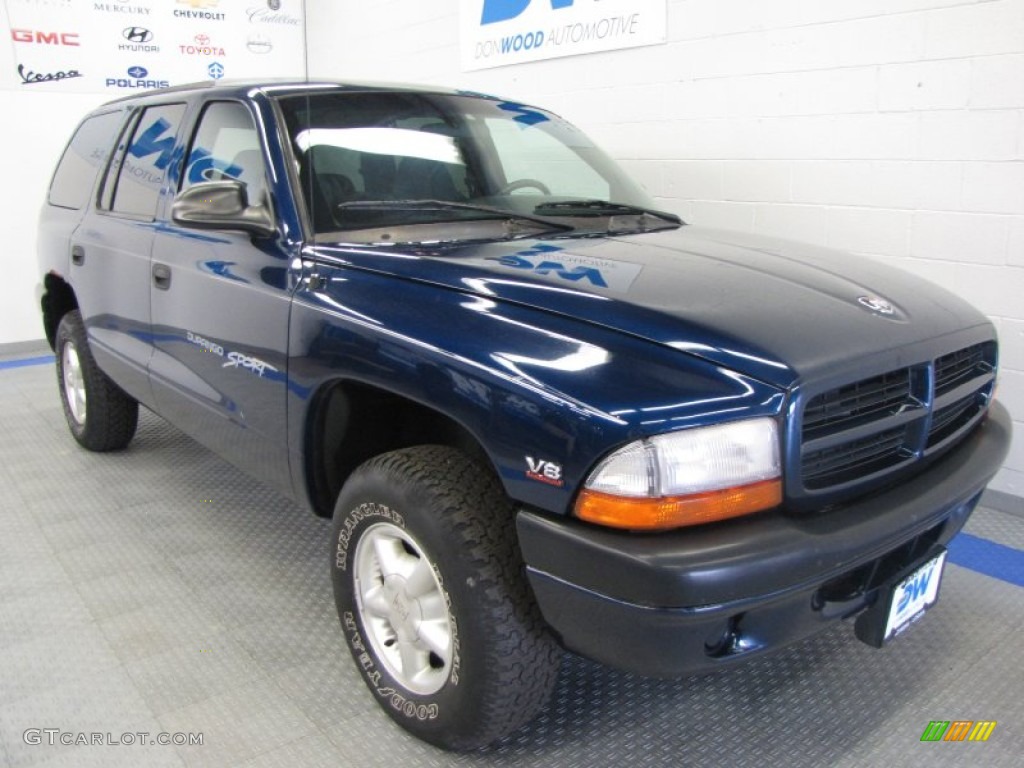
[481,0,574,25]
[895,564,937,616]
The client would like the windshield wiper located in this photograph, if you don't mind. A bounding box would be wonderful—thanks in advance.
[533,200,682,226]
[325,199,574,244]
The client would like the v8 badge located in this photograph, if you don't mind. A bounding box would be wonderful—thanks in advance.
[525,456,564,487]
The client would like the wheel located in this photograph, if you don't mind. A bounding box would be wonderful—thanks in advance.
[54,310,138,451]
[331,445,561,750]
[498,178,551,195]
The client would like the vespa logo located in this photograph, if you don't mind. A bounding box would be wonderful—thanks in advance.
[481,0,573,25]
[857,295,896,315]
[123,27,153,43]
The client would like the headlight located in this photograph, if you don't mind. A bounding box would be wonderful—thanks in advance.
[574,418,782,530]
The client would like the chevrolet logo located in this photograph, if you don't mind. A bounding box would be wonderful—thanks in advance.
[177,0,220,8]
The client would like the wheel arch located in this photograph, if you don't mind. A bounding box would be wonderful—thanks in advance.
[41,273,79,350]
[303,378,498,518]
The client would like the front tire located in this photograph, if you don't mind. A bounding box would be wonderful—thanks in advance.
[54,310,138,451]
[331,446,561,750]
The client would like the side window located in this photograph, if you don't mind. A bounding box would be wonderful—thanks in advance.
[110,103,187,218]
[182,101,267,205]
[48,111,124,210]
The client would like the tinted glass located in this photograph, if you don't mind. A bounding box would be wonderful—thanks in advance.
[181,101,266,205]
[277,92,655,236]
[111,103,187,218]
[48,111,123,210]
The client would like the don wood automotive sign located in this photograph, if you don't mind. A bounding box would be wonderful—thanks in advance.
[460,0,666,71]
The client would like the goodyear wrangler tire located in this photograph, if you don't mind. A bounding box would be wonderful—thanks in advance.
[55,310,138,451]
[331,445,561,750]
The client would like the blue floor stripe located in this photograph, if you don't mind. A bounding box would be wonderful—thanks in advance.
[948,532,1024,587]
[0,355,54,371]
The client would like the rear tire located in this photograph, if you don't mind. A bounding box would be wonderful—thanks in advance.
[331,445,561,750]
[55,310,138,451]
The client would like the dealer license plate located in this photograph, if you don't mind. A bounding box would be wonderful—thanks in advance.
[882,550,947,643]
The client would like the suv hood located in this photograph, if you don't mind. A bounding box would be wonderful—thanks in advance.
[311,226,993,389]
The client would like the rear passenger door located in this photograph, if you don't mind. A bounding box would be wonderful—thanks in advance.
[149,100,293,493]
[69,102,187,406]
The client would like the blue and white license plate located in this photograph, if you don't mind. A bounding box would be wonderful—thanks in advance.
[883,550,947,643]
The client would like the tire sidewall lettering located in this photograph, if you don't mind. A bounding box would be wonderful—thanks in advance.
[334,501,404,572]
[336,500,463,726]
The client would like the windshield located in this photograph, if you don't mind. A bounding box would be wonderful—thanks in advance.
[277,90,679,243]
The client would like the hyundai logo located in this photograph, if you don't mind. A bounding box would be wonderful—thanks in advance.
[127,65,148,79]
[123,27,153,43]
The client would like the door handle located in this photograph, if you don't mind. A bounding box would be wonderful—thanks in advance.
[152,263,172,290]
[71,245,85,266]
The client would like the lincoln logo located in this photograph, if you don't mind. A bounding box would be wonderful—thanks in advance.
[123,27,153,43]
[857,295,896,315]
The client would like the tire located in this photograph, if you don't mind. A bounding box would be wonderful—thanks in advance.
[331,445,561,750]
[54,310,138,451]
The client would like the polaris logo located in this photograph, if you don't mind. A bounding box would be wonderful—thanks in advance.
[106,65,169,89]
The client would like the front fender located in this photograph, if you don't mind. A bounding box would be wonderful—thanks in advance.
[286,263,785,515]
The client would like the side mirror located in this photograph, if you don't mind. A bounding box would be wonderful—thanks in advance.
[171,180,275,238]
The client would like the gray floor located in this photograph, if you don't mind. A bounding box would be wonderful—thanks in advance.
[1,357,1021,768]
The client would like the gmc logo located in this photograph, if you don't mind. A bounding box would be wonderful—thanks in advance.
[11,30,80,46]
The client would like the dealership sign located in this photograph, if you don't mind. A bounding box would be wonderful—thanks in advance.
[461,0,666,71]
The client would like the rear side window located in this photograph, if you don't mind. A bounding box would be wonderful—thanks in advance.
[109,103,187,219]
[47,111,123,210]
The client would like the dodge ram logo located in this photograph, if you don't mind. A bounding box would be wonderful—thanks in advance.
[857,295,896,315]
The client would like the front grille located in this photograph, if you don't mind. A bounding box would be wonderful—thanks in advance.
[803,369,913,440]
[799,342,996,494]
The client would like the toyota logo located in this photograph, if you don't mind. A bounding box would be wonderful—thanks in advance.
[194,33,211,46]
[123,27,153,43]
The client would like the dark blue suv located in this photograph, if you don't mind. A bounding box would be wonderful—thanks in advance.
[38,81,1011,750]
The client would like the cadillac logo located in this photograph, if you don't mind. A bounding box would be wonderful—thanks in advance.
[857,295,896,315]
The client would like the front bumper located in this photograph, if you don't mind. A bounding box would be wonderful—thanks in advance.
[517,400,1012,677]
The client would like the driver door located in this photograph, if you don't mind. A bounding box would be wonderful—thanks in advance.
[149,100,293,493]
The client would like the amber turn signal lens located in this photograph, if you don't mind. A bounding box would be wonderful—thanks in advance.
[574,478,782,531]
